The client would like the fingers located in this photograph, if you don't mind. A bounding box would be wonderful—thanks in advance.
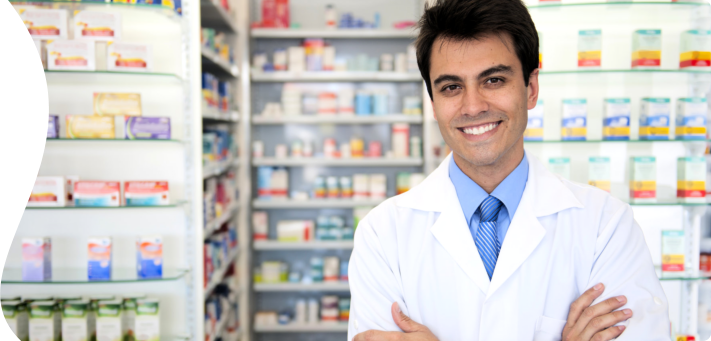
[579,309,632,341]
[569,295,628,338]
[391,302,426,333]
[590,325,626,341]
[353,330,403,341]
[566,283,605,328]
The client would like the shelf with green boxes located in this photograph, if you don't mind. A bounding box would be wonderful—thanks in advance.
[0,267,189,284]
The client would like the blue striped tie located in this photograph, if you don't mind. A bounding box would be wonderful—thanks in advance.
[475,195,503,280]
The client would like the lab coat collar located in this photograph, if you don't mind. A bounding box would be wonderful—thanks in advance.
[394,151,583,296]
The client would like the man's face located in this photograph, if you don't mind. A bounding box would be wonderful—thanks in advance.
[429,33,538,167]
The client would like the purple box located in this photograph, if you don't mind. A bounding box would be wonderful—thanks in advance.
[48,115,59,139]
[125,116,171,140]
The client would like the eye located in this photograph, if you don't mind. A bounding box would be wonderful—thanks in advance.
[442,84,461,92]
[486,77,504,84]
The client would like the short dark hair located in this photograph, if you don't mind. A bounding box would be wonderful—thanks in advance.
[415,0,539,100]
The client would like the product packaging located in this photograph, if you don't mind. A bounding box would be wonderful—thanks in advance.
[304,38,325,71]
[261,0,289,28]
[317,92,337,115]
[538,31,543,69]
[287,46,305,72]
[639,98,671,140]
[23,9,68,39]
[261,261,283,283]
[73,11,121,40]
[95,299,123,341]
[662,230,685,277]
[677,157,706,203]
[631,29,661,68]
[353,175,370,200]
[323,257,339,282]
[22,237,52,282]
[93,93,142,116]
[353,206,371,229]
[630,156,656,203]
[369,174,387,199]
[324,138,337,158]
[137,236,163,279]
[61,300,92,341]
[680,30,711,68]
[310,257,323,282]
[338,89,355,114]
[392,124,410,158]
[121,294,146,341]
[402,96,422,115]
[350,138,364,158]
[134,298,160,341]
[257,167,272,199]
[124,181,169,206]
[602,98,631,140]
[548,158,571,180]
[65,175,79,206]
[47,40,96,71]
[28,176,66,207]
[277,220,314,242]
[2,300,28,341]
[676,97,707,140]
[125,116,171,140]
[339,298,350,321]
[307,299,319,323]
[355,91,372,115]
[524,100,544,141]
[270,168,289,199]
[313,177,326,199]
[588,157,611,192]
[326,176,340,198]
[74,181,121,207]
[29,301,61,341]
[561,99,587,140]
[107,42,152,72]
[66,115,116,139]
[253,211,268,240]
[578,29,602,67]
[87,237,112,280]
[47,115,59,139]
[396,172,411,195]
[321,296,339,322]
[373,91,388,115]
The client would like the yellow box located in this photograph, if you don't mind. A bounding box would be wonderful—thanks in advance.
[93,93,142,116]
[66,115,115,139]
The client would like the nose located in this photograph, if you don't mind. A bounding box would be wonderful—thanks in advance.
[461,86,489,117]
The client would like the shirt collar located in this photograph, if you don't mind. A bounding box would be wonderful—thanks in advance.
[448,152,529,221]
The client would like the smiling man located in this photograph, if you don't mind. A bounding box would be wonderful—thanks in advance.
[347,0,670,340]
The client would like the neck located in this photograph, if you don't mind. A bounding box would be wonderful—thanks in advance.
[452,141,524,194]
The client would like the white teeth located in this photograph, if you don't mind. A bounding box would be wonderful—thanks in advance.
[462,122,499,136]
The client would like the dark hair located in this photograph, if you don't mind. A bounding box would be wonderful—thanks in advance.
[415,0,539,100]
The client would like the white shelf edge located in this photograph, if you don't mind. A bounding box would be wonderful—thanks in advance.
[254,282,350,292]
[201,46,239,77]
[251,71,422,82]
[204,248,239,299]
[253,241,354,250]
[252,199,385,209]
[200,0,237,33]
[250,28,417,39]
[203,157,239,179]
[204,203,239,239]
[253,322,349,333]
[202,109,240,121]
[252,114,423,125]
[252,157,423,167]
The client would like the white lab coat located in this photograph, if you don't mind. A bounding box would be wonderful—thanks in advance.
[348,152,670,341]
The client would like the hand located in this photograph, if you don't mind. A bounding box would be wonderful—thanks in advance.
[562,283,633,341]
[353,302,439,341]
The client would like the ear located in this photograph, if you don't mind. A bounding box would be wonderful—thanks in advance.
[527,69,540,111]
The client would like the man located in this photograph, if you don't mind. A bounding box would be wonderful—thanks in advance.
[348,0,670,340]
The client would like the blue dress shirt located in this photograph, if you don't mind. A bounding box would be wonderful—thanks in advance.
[448,153,529,244]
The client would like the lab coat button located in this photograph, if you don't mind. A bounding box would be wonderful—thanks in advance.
[654,297,663,305]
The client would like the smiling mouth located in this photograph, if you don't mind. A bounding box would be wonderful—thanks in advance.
[458,121,502,136]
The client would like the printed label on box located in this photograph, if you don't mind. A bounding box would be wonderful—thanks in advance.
[66,115,115,139]
[74,181,121,207]
[88,237,112,280]
[662,230,685,272]
[28,176,66,207]
[137,236,163,279]
[603,98,630,140]
[47,39,95,71]
[680,30,711,68]
[639,98,670,140]
[74,11,121,41]
[561,99,587,140]
[93,93,142,116]
[524,100,544,141]
[107,42,152,72]
[124,181,169,206]
[578,29,602,67]
[23,9,68,39]
[125,117,170,140]
[632,29,661,68]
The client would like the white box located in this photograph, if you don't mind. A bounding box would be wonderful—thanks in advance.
[23,9,68,39]
[2,300,28,341]
[277,220,314,242]
[73,11,121,41]
[47,39,96,71]
[134,298,160,341]
[677,157,706,203]
[548,158,571,180]
[353,175,370,200]
[28,176,66,207]
[95,299,123,341]
[630,157,656,203]
[29,301,61,341]
[369,174,387,199]
[61,300,92,341]
[588,157,611,192]
[107,42,152,72]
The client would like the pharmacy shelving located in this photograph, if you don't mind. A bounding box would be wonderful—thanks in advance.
[202,45,240,77]
[251,71,422,82]
[44,70,183,85]
[200,0,238,33]
[253,199,385,209]
[252,157,423,167]
[526,1,707,10]
[203,108,240,122]
[46,138,183,143]
[251,28,416,39]
[8,0,184,17]
[204,202,240,237]
[24,202,187,210]
[209,306,232,341]
[253,241,354,250]
[254,282,350,292]
[253,323,349,333]
[203,157,240,179]
[204,248,240,299]
[1,268,190,284]
[252,114,423,125]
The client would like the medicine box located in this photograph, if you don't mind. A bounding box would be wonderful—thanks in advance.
[369,174,387,199]
[28,176,66,207]
[524,100,544,141]
[121,294,146,340]
[107,42,152,72]
[392,124,410,158]
[548,158,571,180]
[22,237,52,282]
[136,236,163,279]
[631,29,661,68]
[588,157,611,192]
[639,98,670,140]
[603,98,631,141]
[677,157,706,203]
[661,230,685,277]
[61,300,91,341]
[630,156,656,203]
[47,40,95,71]
[29,301,61,341]
[680,30,711,68]
[578,29,602,67]
[74,181,121,207]
[277,220,314,242]
[124,181,169,206]
[676,97,707,140]
[134,299,160,341]
[93,93,142,116]
[95,299,123,341]
[87,237,112,280]
[561,99,587,141]
[24,9,68,39]
[252,211,268,240]
[73,11,121,41]
[66,115,116,139]
[48,115,59,139]
[2,300,28,341]
[270,168,289,199]
[125,116,170,140]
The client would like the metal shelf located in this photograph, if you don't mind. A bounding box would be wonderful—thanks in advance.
[253,199,384,209]
[251,71,422,82]
[204,248,239,299]
[1,268,189,284]
[251,28,416,39]
[254,282,350,292]
[252,114,423,125]
[25,201,187,210]
[252,157,423,167]
[201,46,239,78]
[254,241,354,250]
[203,157,239,179]
[204,203,239,239]
[254,323,349,333]
[200,0,237,32]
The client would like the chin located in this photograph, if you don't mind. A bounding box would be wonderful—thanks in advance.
[456,147,502,167]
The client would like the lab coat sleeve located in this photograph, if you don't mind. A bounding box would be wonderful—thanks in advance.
[347,217,406,341]
[586,204,670,340]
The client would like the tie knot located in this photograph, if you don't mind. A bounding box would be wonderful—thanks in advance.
[479,196,503,223]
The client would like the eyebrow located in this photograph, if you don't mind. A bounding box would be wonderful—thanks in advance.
[433,74,463,86]
[432,64,514,87]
